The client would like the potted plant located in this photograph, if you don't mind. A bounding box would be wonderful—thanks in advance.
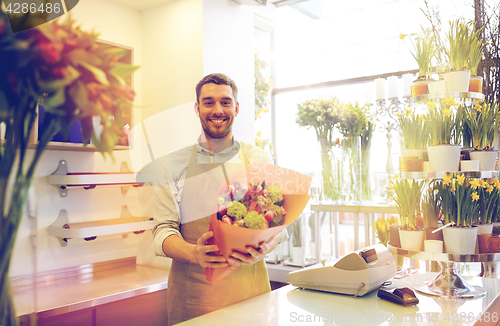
[462,100,500,171]
[474,179,498,253]
[421,188,442,240]
[297,97,342,202]
[289,217,304,265]
[444,20,472,92]
[391,176,426,251]
[398,108,428,168]
[468,26,486,93]
[425,98,463,172]
[435,174,480,254]
[400,31,438,96]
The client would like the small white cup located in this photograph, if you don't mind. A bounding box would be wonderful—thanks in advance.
[425,240,443,253]
[461,160,480,172]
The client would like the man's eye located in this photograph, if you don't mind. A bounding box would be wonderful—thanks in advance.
[204,101,213,106]
[222,101,232,106]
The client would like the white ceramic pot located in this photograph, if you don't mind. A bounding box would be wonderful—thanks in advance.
[427,144,461,172]
[444,70,471,92]
[442,226,478,254]
[401,148,428,161]
[469,150,498,171]
[475,223,493,235]
[424,240,444,253]
[460,160,479,172]
[292,246,303,265]
[398,228,424,251]
[428,80,447,94]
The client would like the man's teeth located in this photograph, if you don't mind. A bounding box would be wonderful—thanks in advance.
[211,119,225,123]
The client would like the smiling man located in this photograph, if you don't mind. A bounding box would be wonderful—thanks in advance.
[151,73,286,325]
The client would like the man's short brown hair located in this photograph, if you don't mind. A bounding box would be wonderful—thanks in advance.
[195,73,238,103]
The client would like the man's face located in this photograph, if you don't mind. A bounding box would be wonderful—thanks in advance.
[195,83,239,139]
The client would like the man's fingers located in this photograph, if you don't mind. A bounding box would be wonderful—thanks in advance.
[197,231,213,245]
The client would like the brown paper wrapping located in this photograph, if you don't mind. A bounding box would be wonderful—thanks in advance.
[205,163,311,285]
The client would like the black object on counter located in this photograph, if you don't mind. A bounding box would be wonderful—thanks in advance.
[377,286,419,307]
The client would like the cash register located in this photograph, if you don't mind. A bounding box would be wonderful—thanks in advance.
[287,244,397,296]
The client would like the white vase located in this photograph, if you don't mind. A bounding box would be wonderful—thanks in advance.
[427,144,461,172]
[398,228,424,251]
[444,70,471,92]
[442,226,478,254]
[309,241,316,259]
[469,150,498,171]
[428,80,447,94]
[401,148,428,161]
[292,246,304,265]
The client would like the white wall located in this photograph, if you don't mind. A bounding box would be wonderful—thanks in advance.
[203,0,255,144]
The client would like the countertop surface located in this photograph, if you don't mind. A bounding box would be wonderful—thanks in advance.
[179,272,500,326]
[13,263,169,318]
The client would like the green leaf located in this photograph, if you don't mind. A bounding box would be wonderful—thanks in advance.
[79,61,109,86]
[110,62,139,78]
[41,87,66,109]
[68,80,90,113]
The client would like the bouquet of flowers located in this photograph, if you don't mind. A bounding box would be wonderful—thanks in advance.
[216,181,287,229]
[205,163,311,285]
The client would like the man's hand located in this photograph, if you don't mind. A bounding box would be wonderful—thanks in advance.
[191,231,228,268]
[227,232,280,268]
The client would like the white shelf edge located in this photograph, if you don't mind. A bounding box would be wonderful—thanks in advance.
[48,220,154,239]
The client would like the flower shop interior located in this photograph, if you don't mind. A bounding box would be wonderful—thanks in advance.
[4,0,500,325]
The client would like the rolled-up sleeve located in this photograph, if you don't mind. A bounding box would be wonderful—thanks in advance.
[151,157,183,257]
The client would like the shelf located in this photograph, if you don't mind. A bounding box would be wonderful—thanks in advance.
[388,244,500,263]
[400,171,500,179]
[409,91,485,103]
[310,203,398,214]
[48,206,154,246]
[48,160,154,197]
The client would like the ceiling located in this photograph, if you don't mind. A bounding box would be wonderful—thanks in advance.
[105,0,308,12]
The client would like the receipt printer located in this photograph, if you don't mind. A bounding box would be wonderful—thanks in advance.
[287,244,397,296]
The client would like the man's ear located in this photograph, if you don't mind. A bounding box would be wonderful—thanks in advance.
[235,102,239,117]
[194,101,200,117]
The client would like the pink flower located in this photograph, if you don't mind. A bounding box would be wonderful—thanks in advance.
[218,205,227,216]
[222,216,233,226]
[38,41,63,64]
[264,210,275,222]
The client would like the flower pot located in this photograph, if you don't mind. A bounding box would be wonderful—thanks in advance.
[489,235,500,253]
[425,227,443,241]
[460,160,479,172]
[411,79,432,97]
[398,228,424,251]
[427,144,461,172]
[478,234,492,253]
[291,246,304,265]
[424,240,444,253]
[469,150,498,171]
[428,80,447,94]
[389,224,402,248]
[475,223,493,235]
[401,148,428,161]
[444,70,471,92]
[442,226,478,254]
[468,75,483,93]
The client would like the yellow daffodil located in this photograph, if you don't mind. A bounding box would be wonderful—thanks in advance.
[474,103,482,112]
[442,108,452,117]
[486,184,494,193]
[456,174,465,186]
[405,109,412,116]
[452,183,456,192]
[470,179,481,189]
[427,101,437,109]
[442,174,452,186]
[480,179,487,188]
[472,192,480,202]
[443,97,457,107]
[393,173,399,179]
[399,33,405,40]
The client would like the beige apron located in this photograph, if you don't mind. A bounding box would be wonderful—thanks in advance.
[166,145,271,326]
